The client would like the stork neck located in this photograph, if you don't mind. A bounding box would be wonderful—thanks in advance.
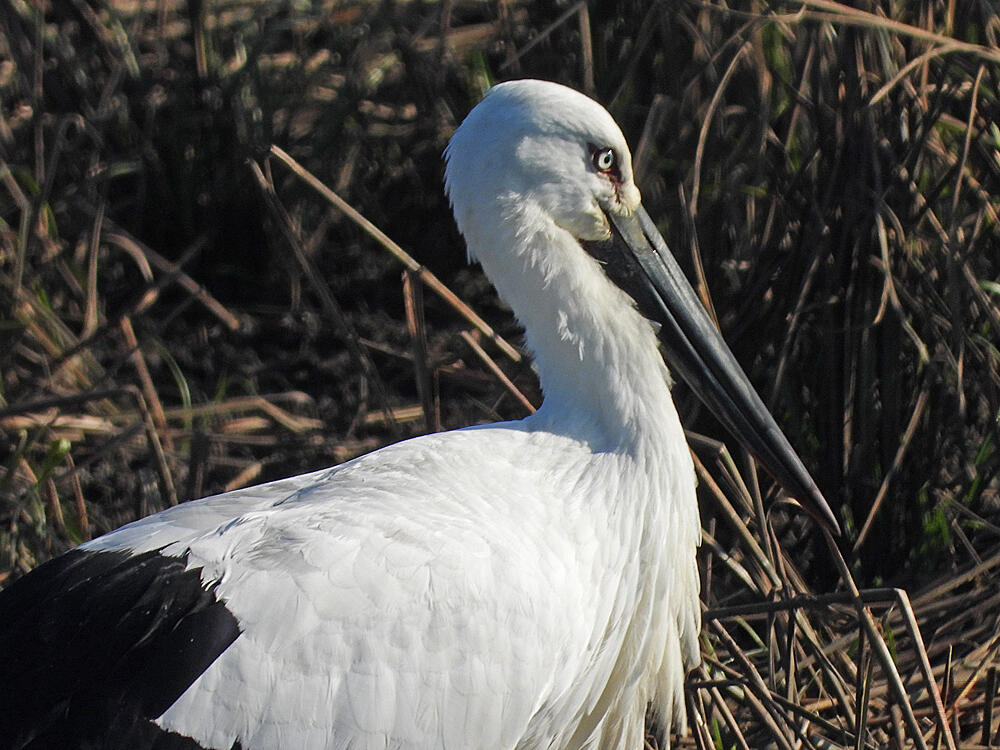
[476,203,679,450]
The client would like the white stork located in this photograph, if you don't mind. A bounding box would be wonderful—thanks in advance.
[0,79,838,750]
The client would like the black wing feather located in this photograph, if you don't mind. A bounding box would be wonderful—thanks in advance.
[0,548,242,750]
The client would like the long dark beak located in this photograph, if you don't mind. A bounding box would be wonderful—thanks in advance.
[586,204,840,535]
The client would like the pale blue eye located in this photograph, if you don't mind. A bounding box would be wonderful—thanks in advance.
[593,148,616,172]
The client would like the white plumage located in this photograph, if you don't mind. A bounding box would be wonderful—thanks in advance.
[90,421,699,748]
[1,79,836,750]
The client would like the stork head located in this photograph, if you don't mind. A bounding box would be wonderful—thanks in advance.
[445,79,640,251]
[445,79,840,535]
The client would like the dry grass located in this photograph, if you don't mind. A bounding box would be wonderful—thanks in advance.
[1,0,999,747]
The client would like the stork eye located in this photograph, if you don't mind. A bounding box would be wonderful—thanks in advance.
[593,147,616,173]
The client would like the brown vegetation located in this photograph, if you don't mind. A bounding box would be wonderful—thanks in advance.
[1,0,998,747]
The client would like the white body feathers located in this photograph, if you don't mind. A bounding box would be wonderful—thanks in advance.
[81,80,703,749]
